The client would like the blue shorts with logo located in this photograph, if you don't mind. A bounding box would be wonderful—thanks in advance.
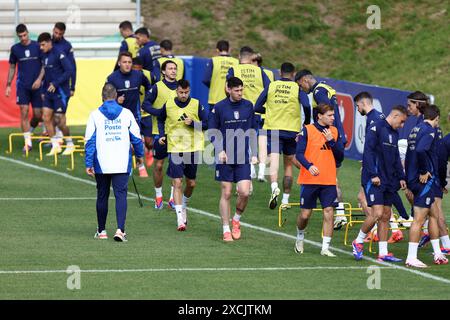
[167,152,199,180]
[153,135,168,160]
[215,163,251,183]
[140,116,152,137]
[267,130,297,155]
[16,85,42,108]
[363,183,395,207]
[300,184,338,209]
[409,180,435,208]
[43,90,69,114]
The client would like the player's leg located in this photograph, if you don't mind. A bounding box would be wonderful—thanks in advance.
[281,153,294,207]
[140,116,154,170]
[318,185,338,256]
[42,99,61,155]
[268,130,281,209]
[19,104,32,151]
[29,88,43,135]
[295,185,319,254]
[257,128,268,182]
[352,184,385,260]
[111,173,128,241]
[94,173,111,239]
[152,135,167,209]
[220,181,233,241]
[181,153,198,225]
[55,112,74,155]
[434,196,450,252]
[231,163,252,240]
[429,198,448,264]
[167,153,185,229]
[406,207,430,267]
[377,198,402,262]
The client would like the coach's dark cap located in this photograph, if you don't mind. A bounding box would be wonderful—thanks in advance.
[295,69,312,82]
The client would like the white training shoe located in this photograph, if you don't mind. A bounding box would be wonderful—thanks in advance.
[294,239,304,254]
[62,145,75,155]
[320,249,337,257]
[94,230,108,240]
[113,229,127,242]
[269,187,280,209]
[46,146,62,156]
[433,253,449,265]
[405,258,427,268]
[182,208,187,225]
[398,216,413,228]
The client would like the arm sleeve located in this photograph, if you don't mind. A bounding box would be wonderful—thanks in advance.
[141,71,152,91]
[157,105,167,137]
[9,49,17,65]
[141,85,163,116]
[84,113,96,168]
[261,69,271,88]
[394,145,406,180]
[364,126,379,178]
[314,87,331,104]
[295,127,313,169]
[226,67,234,81]
[68,47,76,90]
[153,60,161,82]
[254,87,268,114]
[129,115,144,158]
[202,59,213,88]
[330,133,344,168]
[53,54,73,87]
[416,132,434,175]
[300,90,311,125]
[119,40,128,53]
[208,107,223,154]
[438,138,450,187]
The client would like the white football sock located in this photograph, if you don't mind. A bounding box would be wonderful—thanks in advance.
[282,193,290,204]
[258,163,266,177]
[296,227,305,241]
[407,242,419,260]
[271,182,278,192]
[379,241,388,257]
[155,187,162,198]
[355,230,367,244]
[322,236,331,251]
[182,195,190,209]
[430,239,441,256]
[223,225,231,234]
[175,205,183,225]
[170,186,174,199]
[440,235,450,248]
[233,213,241,222]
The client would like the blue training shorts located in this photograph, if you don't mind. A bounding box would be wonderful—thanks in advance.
[300,184,338,209]
[153,135,168,160]
[409,180,435,208]
[140,116,152,137]
[215,163,251,183]
[16,85,42,108]
[363,183,395,207]
[267,130,297,155]
[167,152,199,180]
[43,90,69,114]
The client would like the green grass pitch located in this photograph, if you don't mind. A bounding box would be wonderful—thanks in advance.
[0,127,449,299]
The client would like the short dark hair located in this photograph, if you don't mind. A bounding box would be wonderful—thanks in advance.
[102,83,117,100]
[316,103,334,115]
[135,27,150,38]
[161,59,177,71]
[160,39,173,51]
[280,62,295,74]
[132,57,143,66]
[422,104,440,121]
[216,40,229,52]
[253,53,263,66]
[391,105,408,116]
[354,91,373,103]
[118,51,132,61]
[54,22,66,32]
[294,69,312,82]
[119,20,133,31]
[37,32,52,43]
[177,79,190,89]
[240,46,254,55]
[407,90,428,102]
[16,24,27,34]
[227,77,244,89]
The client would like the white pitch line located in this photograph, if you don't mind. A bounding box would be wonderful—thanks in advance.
[0,266,395,275]
[0,197,132,201]
[1,155,450,285]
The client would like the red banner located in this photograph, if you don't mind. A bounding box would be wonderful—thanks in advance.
[0,60,26,127]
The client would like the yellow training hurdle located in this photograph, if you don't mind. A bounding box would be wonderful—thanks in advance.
[278,202,365,246]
